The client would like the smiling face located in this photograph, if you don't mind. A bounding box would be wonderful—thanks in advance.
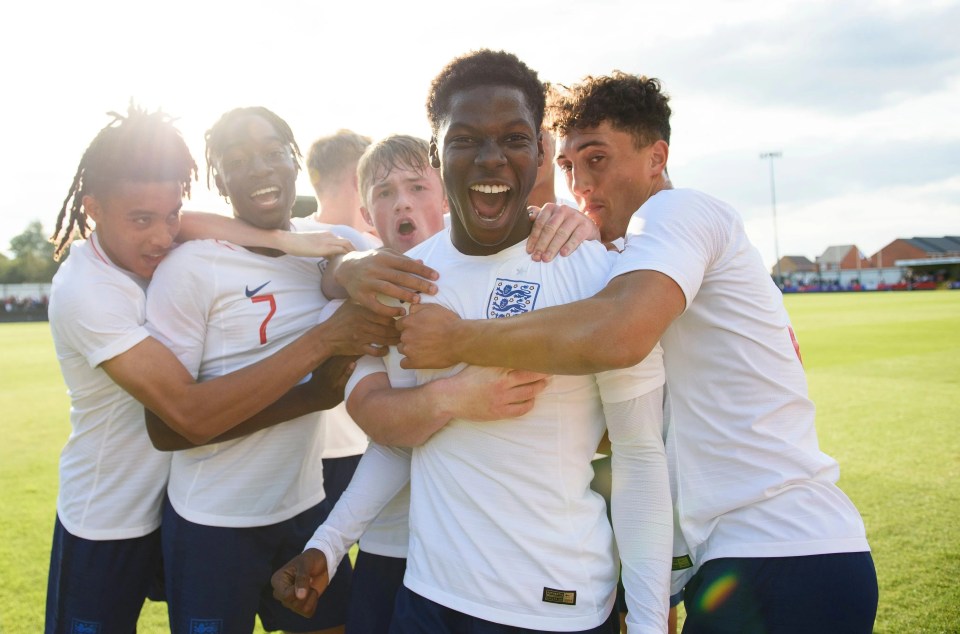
[432,85,543,255]
[361,164,447,253]
[213,114,298,230]
[555,121,668,242]
[83,180,183,279]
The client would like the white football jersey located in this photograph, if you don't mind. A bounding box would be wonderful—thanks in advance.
[404,232,663,630]
[610,188,870,591]
[145,238,329,527]
[49,234,171,540]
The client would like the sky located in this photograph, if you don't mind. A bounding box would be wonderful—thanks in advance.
[2,0,957,269]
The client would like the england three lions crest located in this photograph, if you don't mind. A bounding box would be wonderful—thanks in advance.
[487,278,540,318]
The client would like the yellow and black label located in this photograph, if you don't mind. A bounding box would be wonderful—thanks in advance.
[673,554,693,571]
[542,587,577,605]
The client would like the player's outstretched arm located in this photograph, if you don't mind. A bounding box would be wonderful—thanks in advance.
[107,303,396,447]
[323,248,439,318]
[179,211,354,258]
[279,442,412,612]
[145,355,357,451]
[347,366,550,447]
[526,202,600,263]
[398,269,684,374]
[271,548,330,618]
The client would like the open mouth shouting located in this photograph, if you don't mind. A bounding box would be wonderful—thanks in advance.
[468,183,511,222]
[397,217,417,236]
[250,185,282,209]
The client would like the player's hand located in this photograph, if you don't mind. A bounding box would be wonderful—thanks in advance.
[271,549,329,618]
[275,230,356,258]
[321,300,400,357]
[526,202,599,262]
[446,366,551,420]
[397,303,464,369]
[335,248,439,318]
[308,355,359,410]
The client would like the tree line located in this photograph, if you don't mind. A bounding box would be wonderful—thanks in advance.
[0,221,61,283]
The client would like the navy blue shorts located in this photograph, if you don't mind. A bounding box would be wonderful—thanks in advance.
[346,550,407,634]
[162,497,350,634]
[682,552,878,634]
[322,453,362,508]
[45,515,163,634]
[388,586,618,634]
[323,454,362,590]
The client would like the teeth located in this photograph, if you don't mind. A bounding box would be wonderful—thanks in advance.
[251,186,280,197]
[470,184,510,194]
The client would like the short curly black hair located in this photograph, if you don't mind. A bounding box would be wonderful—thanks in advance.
[426,49,545,135]
[546,72,671,147]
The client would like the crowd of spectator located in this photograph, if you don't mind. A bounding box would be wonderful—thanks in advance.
[781,272,955,293]
[2,295,49,321]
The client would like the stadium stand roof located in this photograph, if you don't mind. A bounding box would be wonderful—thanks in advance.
[905,236,960,256]
[895,256,960,267]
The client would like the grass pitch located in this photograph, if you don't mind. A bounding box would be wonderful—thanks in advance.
[1,291,958,632]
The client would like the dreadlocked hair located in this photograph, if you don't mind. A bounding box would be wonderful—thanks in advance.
[51,103,197,261]
[204,106,302,196]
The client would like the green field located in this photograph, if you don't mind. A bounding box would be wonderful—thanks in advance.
[1,291,958,632]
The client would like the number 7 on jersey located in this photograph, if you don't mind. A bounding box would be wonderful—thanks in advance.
[250,294,277,345]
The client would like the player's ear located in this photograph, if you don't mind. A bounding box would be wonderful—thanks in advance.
[81,195,102,223]
[213,173,229,200]
[360,205,374,227]
[650,140,669,176]
[429,139,441,169]
[537,132,544,167]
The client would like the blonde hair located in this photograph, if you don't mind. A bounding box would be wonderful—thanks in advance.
[357,135,432,208]
[306,129,371,194]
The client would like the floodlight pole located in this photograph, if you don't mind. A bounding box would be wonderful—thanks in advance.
[760,151,783,286]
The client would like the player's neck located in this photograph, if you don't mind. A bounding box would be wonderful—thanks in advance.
[450,217,532,257]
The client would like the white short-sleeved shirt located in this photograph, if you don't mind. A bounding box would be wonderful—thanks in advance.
[351,231,663,630]
[145,238,330,528]
[49,233,171,540]
[293,216,377,459]
[609,188,870,588]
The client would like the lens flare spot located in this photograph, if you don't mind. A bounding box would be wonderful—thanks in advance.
[697,572,738,613]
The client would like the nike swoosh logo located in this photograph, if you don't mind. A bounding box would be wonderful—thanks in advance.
[245,281,271,297]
